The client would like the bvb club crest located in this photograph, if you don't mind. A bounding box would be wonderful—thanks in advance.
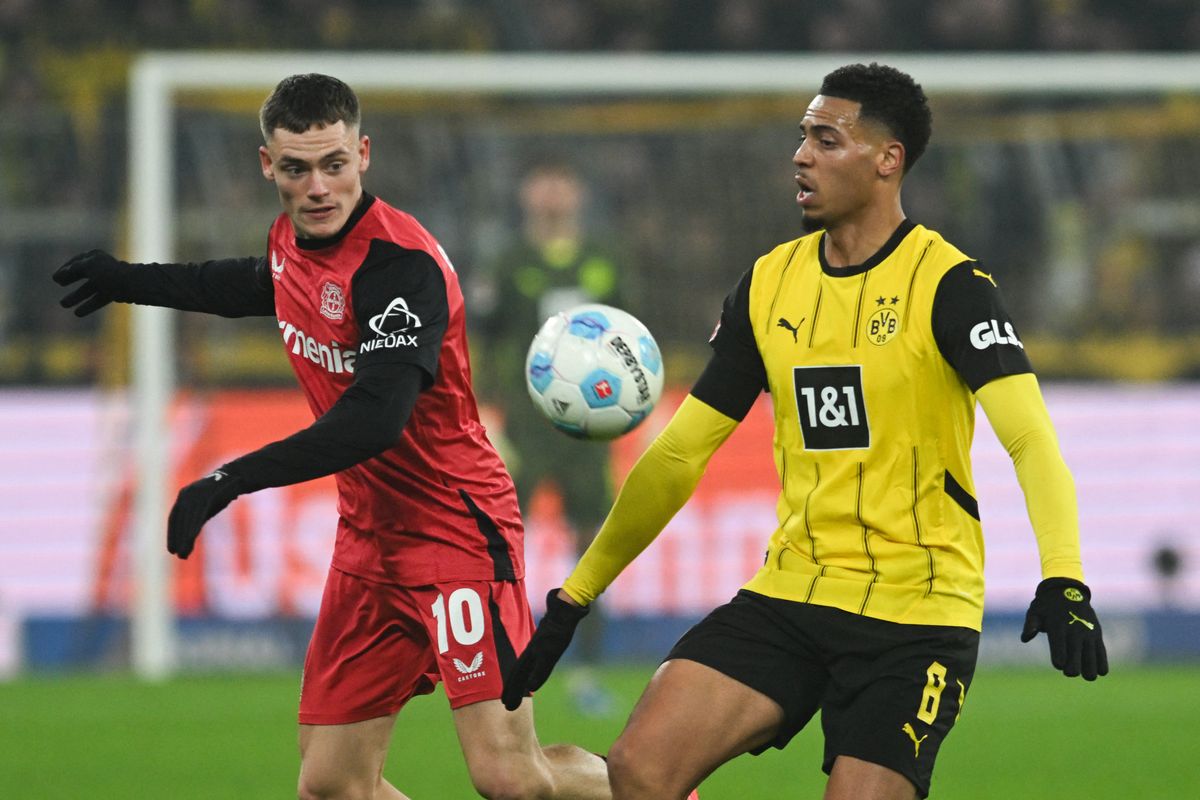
[867,306,901,346]
[320,281,346,321]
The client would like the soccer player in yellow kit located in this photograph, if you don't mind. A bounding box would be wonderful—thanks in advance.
[503,63,1108,800]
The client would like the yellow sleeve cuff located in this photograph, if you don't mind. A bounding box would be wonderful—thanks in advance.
[561,394,741,605]
[976,374,1084,582]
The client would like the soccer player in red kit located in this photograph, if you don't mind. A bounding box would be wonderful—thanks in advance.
[53,74,610,800]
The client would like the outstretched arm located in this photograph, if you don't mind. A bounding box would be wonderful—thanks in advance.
[978,373,1108,680]
[53,250,275,318]
[167,245,450,558]
[561,395,740,604]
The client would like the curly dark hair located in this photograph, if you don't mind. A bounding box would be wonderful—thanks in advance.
[259,73,361,141]
[819,63,932,173]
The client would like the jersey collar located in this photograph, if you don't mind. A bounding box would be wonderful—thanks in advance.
[818,218,916,277]
[295,192,377,251]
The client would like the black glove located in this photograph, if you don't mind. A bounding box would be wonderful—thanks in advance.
[1021,577,1109,680]
[501,589,590,711]
[52,250,132,317]
[167,469,245,559]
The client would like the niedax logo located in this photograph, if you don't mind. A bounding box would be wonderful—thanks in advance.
[369,296,421,336]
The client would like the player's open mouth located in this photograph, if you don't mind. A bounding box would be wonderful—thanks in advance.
[795,176,815,205]
[305,206,337,218]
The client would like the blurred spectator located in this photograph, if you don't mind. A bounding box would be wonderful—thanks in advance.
[470,159,625,555]
[1174,241,1200,333]
[1090,234,1163,334]
[469,159,625,714]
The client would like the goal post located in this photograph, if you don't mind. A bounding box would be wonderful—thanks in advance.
[127,51,1200,679]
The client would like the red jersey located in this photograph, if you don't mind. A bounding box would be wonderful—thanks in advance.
[266,195,523,585]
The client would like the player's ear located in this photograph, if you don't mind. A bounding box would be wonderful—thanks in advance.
[878,139,905,180]
[358,135,371,174]
[259,145,276,181]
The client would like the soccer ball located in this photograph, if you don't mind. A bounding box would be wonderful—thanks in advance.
[525,304,665,440]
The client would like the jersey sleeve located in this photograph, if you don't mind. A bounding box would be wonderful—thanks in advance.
[690,350,764,422]
[708,267,769,391]
[351,240,450,388]
[125,257,276,317]
[561,394,741,605]
[977,374,1084,581]
[219,360,425,492]
[932,261,1033,392]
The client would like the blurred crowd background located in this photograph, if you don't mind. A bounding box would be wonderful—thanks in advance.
[3,0,1200,389]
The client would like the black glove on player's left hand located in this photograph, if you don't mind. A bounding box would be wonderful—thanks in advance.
[1021,577,1109,680]
[167,470,245,559]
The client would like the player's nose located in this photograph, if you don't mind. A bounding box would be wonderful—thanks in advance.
[306,172,330,197]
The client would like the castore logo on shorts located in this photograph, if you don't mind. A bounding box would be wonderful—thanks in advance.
[453,652,486,682]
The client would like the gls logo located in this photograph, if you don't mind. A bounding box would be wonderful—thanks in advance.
[969,319,1024,351]
[361,296,422,353]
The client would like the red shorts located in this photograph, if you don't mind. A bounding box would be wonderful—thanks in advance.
[298,566,535,725]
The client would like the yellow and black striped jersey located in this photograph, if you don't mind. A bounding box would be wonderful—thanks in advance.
[706,220,1032,630]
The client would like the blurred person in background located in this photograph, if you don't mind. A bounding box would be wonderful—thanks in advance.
[52,73,612,800]
[470,159,625,717]
[504,62,1108,800]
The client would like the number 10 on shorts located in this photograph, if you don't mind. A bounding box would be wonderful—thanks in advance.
[431,588,485,653]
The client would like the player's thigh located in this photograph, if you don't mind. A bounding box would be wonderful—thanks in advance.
[609,658,785,793]
[451,699,554,796]
[824,755,917,800]
[452,697,541,761]
[298,714,398,796]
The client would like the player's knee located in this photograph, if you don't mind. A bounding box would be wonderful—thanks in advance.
[607,737,671,797]
[297,766,375,800]
[467,759,554,800]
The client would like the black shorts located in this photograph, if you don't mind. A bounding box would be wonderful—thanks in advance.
[665,590,979,798]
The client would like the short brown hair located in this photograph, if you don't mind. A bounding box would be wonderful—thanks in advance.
[259,73,360,141]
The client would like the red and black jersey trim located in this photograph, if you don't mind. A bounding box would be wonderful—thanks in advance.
[488,595,519,679]
[458,489,517,580]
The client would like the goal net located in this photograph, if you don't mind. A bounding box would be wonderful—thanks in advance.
[115,52,1200,676]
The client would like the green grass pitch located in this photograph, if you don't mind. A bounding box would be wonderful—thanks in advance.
[2,664,1197,798]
